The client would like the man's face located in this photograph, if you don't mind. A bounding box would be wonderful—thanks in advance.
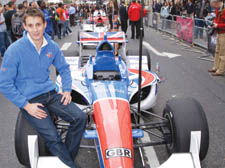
[210,1,223,9]
[23,16,46,43]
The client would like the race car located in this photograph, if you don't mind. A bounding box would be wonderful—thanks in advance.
[87,9,108,24]
[14,34,209,168]
[78,16,109,49]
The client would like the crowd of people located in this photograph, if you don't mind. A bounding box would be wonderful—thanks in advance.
[0,0,105,58]
[152,0,212,38]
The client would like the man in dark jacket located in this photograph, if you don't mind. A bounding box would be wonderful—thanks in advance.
[4,1,16,42]
[119,1,128,36]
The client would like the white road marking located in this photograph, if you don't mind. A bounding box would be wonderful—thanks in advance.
[162,52,181,58]
[143,41,164,56]
[140,118,160,168]
[61,42,72,51]
[143,41,181,58]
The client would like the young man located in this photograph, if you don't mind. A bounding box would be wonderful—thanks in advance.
[208,0,225,76]
[0,8,86,168]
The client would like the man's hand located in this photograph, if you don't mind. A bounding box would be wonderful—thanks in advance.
[24,103,47,119]
[212,23,218,28]
[58,91,72,105]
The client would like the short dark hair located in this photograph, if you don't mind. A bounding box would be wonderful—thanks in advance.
[58,2,63,7]
[18,3,24,10]
[8,1,13,7]
[23,7,45,25]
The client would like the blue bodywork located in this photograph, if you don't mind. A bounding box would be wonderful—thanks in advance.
[83,36,130,103]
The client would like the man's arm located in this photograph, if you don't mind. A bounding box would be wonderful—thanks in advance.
[0,50,28,108]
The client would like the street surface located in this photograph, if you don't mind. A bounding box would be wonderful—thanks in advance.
[0,25,225,168]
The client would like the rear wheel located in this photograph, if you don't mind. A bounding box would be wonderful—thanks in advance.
[15,111,49,167]
[126,49,151,71]
[163,97,209,160]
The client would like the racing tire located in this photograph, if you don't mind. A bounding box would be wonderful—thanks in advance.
[15,111,50,167]
[126,49,151,71]
[163,97,209,161]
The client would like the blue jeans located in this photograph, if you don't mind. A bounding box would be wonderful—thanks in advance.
[21,90,86,168]
[0,31,11,57]
[194,19,204,39]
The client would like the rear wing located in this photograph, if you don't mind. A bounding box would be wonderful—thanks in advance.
[79,31,126,44]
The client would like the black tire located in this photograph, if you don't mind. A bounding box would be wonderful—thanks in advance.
[163,97,209,161]
[15,111,49,167]
[126,49,151,71]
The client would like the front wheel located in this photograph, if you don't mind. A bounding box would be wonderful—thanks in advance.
[163,97,209,161]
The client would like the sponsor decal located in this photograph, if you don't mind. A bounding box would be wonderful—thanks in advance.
[1,67,6,71]
[105,148,132,159]
[46,52,52,58]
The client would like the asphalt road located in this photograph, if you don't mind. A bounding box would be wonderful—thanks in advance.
[0,24,225,168]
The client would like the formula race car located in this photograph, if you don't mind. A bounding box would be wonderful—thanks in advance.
[14,34,209,168]
[87,9,108,24]
[78,17,109,49]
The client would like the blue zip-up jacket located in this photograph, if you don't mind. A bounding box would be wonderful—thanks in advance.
[0,32,71,108]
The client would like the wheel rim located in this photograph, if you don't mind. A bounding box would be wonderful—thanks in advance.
[164,112,175,152]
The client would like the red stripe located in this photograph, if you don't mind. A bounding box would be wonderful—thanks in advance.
[93,99,133,168]
[129,69,155,87]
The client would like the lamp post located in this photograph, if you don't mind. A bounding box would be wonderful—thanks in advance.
[137,0,144,121]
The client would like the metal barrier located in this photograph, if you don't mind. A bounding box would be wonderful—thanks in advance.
[145,12,211,51]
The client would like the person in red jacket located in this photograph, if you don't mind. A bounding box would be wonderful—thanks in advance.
[208,0,225,76]
[128,0,146,39]
[128,0,141,39]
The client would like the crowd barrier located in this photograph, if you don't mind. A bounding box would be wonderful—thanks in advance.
[144,12,216,56]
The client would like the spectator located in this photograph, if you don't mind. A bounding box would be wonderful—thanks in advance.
[0,6,10,57]
[194,0,210,39]
[23,0,28,10]
[56,2,66,38]
[39,1,53,38]
[137,0,146,37]
[112,11,120,56]
[175,0,183,16]
[128,0,141,39]
[29,1,39,8]
[169,1,177,21]
[184,0,194,17]
[4,1,16,42]
[119,0,128,36]
[155,0,162,13]
[68,4,76,27]
[107,0,114,30]
[11,3,25,40]
[64,4,72,35]
[208,0,225,76]
[160,1,170,30]
[152,0,157,13]
[49,3,60,40]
